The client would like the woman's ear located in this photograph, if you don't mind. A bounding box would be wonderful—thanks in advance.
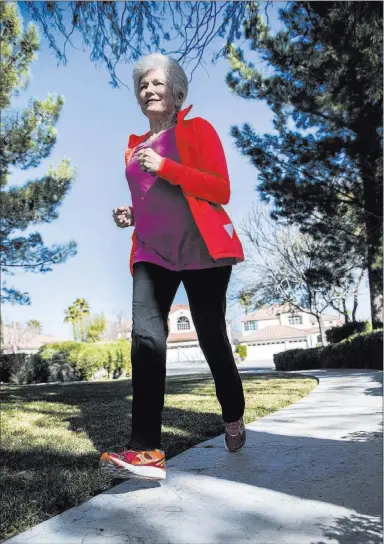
[176,92,183,106]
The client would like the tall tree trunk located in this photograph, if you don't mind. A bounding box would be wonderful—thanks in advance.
[79,319,84,342]
[71,322,76,341]
[316,315,327,346]
[352,269,365,322]
[342,299,350,324]
[363,181,383,327]
[357,109,383,328]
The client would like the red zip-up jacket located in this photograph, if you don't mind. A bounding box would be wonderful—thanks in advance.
[124,105,244,275]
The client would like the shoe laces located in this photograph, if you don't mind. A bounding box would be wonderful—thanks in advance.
[225,419,242,436]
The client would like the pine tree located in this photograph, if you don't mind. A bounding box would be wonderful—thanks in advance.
[226,1,383,326]
[0,3,77,305]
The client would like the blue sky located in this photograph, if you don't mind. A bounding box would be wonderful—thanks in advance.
[4,5,370,338]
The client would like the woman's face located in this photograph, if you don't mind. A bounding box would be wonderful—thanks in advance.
[138,68,176,118]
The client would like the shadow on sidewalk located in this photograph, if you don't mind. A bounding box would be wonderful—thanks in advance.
[17,424,381,544]
[311,513,382,544]
[2,371,382,544]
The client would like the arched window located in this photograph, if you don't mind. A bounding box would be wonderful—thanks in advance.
[177,316,190,331]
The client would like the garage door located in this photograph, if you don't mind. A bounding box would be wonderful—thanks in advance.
[166,345,205,363]
[246,341,308,361]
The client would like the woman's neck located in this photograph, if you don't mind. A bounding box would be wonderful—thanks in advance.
[149,111,177,137]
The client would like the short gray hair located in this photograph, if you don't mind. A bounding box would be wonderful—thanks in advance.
[133,53,188,112]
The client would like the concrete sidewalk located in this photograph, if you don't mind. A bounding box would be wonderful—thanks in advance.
[5,370,383,544]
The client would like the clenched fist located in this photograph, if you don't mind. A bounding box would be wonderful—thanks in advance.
[112,206,134,228]
[137,148,163,174]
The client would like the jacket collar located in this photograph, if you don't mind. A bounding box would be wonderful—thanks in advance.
[177,104,193,122]
[128,105,193,147]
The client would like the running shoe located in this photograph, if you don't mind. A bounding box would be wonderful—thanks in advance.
[100,448,166,480]
[224,418,246,452]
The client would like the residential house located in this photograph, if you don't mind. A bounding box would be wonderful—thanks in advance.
[166,304,234,363]
[239,305,342,362]
[1,325,65,355]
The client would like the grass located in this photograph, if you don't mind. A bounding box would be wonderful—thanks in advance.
[0,373,317,541]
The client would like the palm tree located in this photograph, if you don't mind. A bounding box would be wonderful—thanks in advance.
[74,298,90,342]
[64,304,79,341]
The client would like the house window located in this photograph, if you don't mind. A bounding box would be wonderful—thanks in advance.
[288,315,303,325]
[177,316,190,330]
[244,320,258,331]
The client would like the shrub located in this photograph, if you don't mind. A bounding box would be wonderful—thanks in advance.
[39,341,83,381]
[0,354,33,384]
[274,330,383,371]
[274,348,320,371]
[0,353,50,384]
[0,354,12,382]
[236,344,247,361]
[0,340,132,384]
[39,341,83,365]
[73,341,131,381]
[40,339,132,381]
[326,320,372,344]
[113,339,132,377]
[76,344,106,380]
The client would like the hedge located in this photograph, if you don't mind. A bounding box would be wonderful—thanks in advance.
[274,330,383,371]
[236,344,248,361]
[326,320,371,344]
[1,339,132,384]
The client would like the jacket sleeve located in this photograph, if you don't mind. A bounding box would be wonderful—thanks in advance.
[156,117,231,205]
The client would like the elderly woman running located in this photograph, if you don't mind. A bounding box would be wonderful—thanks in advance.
[100,53,246,482]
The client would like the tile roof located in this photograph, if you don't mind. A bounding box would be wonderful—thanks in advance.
[2,334,66,352]
[167,331,198,343]
[26,335,65,347]
[169,304,190,315]
[240,325,312,343]
[241,304,291,322]
[242,305,341,324]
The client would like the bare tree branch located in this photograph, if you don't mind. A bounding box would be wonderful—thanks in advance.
[23,1,249,86]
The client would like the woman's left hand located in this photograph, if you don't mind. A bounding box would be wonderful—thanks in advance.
[137,148,163,174]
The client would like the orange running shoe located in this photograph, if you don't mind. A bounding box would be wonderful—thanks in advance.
[99,448,166,481]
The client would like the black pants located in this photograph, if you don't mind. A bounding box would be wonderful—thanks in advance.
[129,262,245,450]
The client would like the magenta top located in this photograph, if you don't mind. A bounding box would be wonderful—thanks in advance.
[125,127,237,271]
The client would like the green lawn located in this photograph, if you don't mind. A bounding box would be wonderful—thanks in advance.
[1,373,317,541]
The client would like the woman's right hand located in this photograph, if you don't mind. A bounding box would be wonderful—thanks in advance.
[112,206,134,228]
